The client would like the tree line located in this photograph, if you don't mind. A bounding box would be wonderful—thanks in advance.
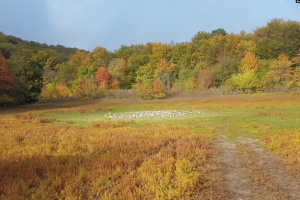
[1,18,300,104]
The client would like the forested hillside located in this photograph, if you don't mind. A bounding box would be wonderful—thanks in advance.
[0,32,80,103]
[1,18,300,104]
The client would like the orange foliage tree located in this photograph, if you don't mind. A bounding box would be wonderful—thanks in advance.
[154,58,176,90]
[241,52,258,72]
[151,79,166,99]
[0,52,18,102]
[95,67,111,88]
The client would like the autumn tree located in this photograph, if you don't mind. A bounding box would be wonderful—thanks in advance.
[262,53,293,88]
[151,79,166,99]
[39,80,71,100]
[191,31,211,44]
[74,77,98,99]
[95,67,111,88]
[241,52,258,72]
[108,58,127,88]
[198,68,213,90]
[226,52,261,93]
[0,52,18,102]
[226,70,261,93]
[154,58,176,90]
[198,34,227,65]
[68,51,93,67]
[150,42,174,66]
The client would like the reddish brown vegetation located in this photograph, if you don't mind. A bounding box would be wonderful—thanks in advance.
[95,67,111,87]
[0,52,18,102]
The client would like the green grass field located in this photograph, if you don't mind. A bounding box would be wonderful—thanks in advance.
[1,93,300,199]
[38,94,300,137]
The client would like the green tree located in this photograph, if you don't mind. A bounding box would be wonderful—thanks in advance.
[174,68,194,90]
[255,19,300,59]
[211,51,239,87]
[77,65,97,80]
[9,54,43,102]
[134,77,153,99]
[56,62,77,89]
[212,28,227,36]
[92,46,112,68]
[30,49,58,70]
[126,54,150,87]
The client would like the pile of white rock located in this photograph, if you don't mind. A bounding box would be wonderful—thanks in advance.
[105,110,201,119]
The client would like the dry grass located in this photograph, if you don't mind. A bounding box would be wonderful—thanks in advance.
[0,113,216,199]
[1,93,300,199]
[261,129,300,175]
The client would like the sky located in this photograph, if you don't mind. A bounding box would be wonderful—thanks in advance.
[0,0,299,52]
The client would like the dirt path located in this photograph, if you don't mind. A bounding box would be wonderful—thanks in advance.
[216,136,256,200]
[216,136,300,200]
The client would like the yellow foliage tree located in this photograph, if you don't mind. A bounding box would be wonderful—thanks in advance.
[262,53,293,88]
[241,52,258,72]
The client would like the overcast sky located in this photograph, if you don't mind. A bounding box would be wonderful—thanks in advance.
[0,0,299,52]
